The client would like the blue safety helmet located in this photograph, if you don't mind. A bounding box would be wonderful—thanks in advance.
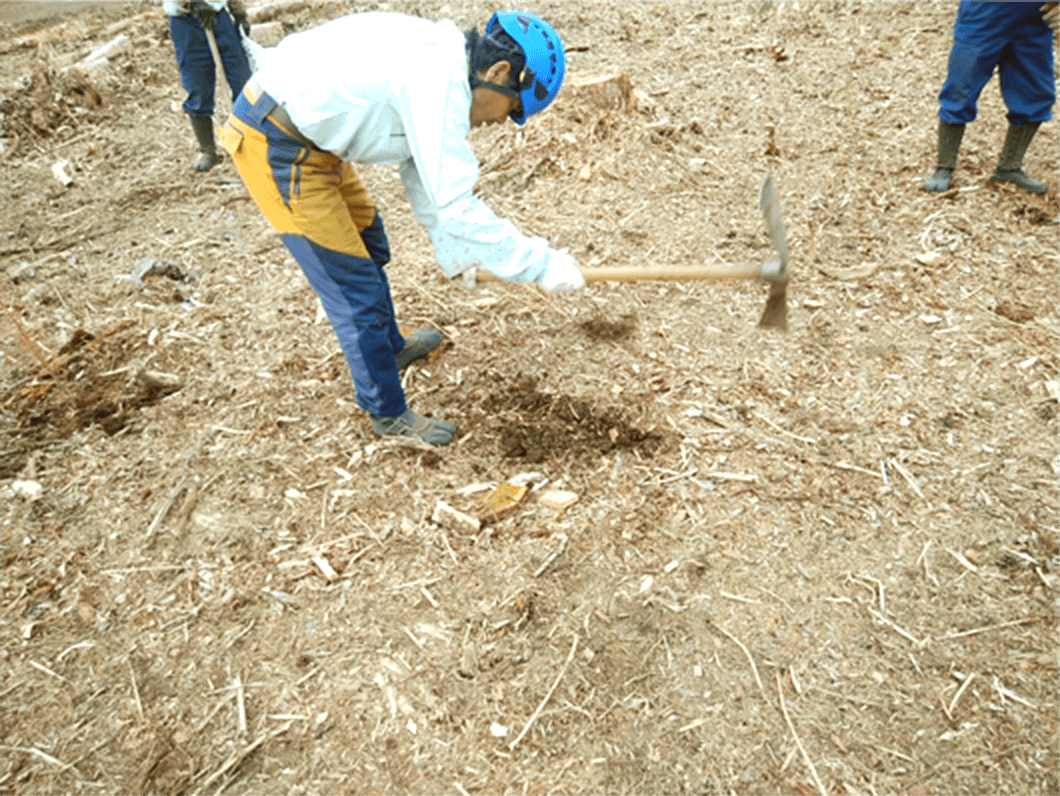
[485,10,566,125]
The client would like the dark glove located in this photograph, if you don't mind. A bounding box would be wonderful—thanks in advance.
[189,2,218,29]
[233,10,251,37]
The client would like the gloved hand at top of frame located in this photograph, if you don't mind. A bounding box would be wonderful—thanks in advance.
[188,2,218,29]
[453,267,482,290]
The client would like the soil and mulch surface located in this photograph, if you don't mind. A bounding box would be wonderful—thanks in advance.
[0,2,1057,794]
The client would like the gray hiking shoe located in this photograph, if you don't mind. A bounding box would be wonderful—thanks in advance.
[370,408,457,447]
[395,328,444,370]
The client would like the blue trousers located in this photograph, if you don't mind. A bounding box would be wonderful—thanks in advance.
[220,87,409,417]
[938,1,1055,125]
[169,10,251,118]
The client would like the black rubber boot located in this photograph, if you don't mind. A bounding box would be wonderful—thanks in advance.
[923,120,965,192]
[990,123,1047,194]
[188,115,220,172]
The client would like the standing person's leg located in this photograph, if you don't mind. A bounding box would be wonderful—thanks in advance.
[938,2,1010,125]
[990,11,1055,193]
[211,9,252,100]
[169,14,219,172]
[218,90,456,445]
[926,2,1006,191]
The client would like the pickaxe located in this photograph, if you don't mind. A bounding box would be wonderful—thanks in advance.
[756,173,790,331]
[477,173,790,330]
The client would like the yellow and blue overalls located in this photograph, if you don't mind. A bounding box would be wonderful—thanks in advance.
[219,81,410,418]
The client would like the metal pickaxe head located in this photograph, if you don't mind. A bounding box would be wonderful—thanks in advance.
[757,174,790,331]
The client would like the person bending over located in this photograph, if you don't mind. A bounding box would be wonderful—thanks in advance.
[219,10,584,447]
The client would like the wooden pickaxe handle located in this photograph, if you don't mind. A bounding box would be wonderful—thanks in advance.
[477,260,774,284]
[477,173,790,329]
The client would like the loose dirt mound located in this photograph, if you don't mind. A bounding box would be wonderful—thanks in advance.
[0,65,102,143]
[479,372,668,463]
[3,321,150,467]
[0,2,1057,795]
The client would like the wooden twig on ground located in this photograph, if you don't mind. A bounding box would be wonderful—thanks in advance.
[0,292,54,374]
[868,607,923,646]
[28,660,67,682]
[234,674,248,736]
[889,458,925,500]
[719,591,766,606]
[0,745,78,774]
[129,660,144,722]
[711,622,764,695]
[191,722,291,796]
[828,460,887,480]
[776,673,828,796]
[854,573,886,613]
[509,635,579,751]
[752,410,818,444]
[993,676,1036,709]
[144,476,189,541]
[947,671,975,717]
[917,541,939,586]
[944,548,979,574]
[936,618,1033,640]
[533,533,569,577]
[144,431,217,540]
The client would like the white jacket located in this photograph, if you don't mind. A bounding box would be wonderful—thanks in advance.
[252,12,560,283]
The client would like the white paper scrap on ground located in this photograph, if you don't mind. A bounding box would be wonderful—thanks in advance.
[538,489,579,510]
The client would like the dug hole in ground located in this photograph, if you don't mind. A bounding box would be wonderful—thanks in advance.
[0,1,1057,794]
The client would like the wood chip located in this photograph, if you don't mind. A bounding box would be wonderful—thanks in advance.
[311,555,338,582]
[431,501,481,534]
[538,489,579,510]
[478,483,529,521]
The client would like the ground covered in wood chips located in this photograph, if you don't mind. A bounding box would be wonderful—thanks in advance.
[1,2,1058,794]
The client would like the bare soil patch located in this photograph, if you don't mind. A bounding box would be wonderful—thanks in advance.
[1,2,1057,795]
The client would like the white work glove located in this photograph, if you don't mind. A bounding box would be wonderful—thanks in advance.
[538,250,586,292]
[454,267,480,289]
[1043,2,1059,32]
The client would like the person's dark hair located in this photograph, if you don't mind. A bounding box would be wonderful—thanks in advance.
[465,25,526,92]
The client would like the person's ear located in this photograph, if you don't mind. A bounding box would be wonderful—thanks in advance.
[483,60,512,86]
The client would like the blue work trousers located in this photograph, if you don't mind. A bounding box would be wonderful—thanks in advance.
[938,1,1055,125]
[169,10,252,118]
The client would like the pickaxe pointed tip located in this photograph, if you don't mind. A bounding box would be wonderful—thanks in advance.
[758,291,788,331]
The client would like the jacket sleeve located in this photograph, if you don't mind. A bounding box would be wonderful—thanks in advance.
[395,72,553,283]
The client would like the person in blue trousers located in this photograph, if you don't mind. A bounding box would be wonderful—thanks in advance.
[924,1,1057,194]
[166,1,252,172]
